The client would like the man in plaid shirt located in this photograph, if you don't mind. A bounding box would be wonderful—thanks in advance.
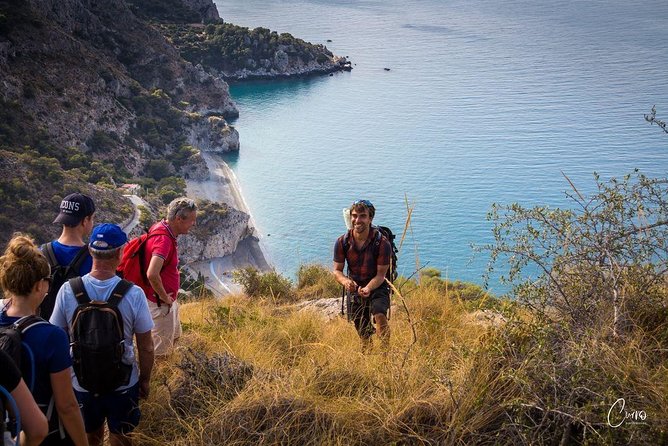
[333,200,392,347]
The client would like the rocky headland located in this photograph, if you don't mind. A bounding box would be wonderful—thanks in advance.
[157,22,352,81]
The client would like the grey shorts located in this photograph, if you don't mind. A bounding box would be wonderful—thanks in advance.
[349,285,390,338]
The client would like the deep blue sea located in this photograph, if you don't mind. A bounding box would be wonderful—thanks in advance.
[214,0,668,294]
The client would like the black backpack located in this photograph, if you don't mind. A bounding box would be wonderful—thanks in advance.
[0,315,49,391]
[342,225,399,284]
[68,277,133,395]
[0,316,49,444]
[39,243,90,320]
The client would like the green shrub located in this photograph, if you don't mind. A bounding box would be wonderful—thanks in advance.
[87,130,119,153]
[296,263,339,300]
[145,159,172,180]
[179,270,213,301]
[159,187,179,205]
[232,267,294,302]
[138,205,152,230]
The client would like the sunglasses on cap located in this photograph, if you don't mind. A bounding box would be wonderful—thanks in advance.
[352,199,374,208]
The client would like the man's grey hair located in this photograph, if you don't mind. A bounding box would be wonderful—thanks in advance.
[89,246,123,260]
[167,197,197,221]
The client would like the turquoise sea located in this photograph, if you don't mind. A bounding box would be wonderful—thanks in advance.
[214,0,668,294]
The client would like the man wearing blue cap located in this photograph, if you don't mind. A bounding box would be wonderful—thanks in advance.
[50,223,155,446]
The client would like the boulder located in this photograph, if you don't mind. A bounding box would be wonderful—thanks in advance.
[186,115,240,153]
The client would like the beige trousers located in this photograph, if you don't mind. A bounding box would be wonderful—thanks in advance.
[148,299,182,356]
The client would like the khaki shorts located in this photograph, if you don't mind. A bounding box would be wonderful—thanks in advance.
[148,299,182,357]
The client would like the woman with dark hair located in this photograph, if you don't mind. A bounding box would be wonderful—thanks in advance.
[0,234,88,446]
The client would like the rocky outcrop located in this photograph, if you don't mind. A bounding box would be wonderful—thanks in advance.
[178,204,252,264]
[183,0,220,21]
[180,150,209,181]
[186,115,240,153]
[225,55,350,81]
[296,298,342,321]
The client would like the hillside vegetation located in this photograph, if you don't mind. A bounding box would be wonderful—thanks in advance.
[135,262,667,445]
[0,149,134,244]
[134,170,668,445]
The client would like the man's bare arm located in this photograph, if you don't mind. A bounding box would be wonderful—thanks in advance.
[146,255,172,305]
[333,261,357,292]
[135,330,155,399]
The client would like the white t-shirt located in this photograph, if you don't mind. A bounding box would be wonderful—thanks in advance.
[50,274,154,392]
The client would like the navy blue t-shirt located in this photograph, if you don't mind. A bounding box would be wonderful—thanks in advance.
[50,240,93,276]
[0,304,72,407]
[0,349,21,392]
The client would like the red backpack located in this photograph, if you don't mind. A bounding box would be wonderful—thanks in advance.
[116,226,171,300]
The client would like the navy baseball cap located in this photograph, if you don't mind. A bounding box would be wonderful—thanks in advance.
[89,224,127,250]
[53,193,96,226]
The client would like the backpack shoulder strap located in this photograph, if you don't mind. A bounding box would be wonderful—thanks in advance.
[69,277,90,305]
[371,227,383,257]
[141,226,174,260]
[67,245,90,273]
[14,315,48,333]
[108,279,132,307]
[41,242,59,268]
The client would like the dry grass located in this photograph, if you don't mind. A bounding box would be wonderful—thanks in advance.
[131,280,668,445]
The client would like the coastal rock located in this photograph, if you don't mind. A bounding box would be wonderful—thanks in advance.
[296,298,342,321]
[179,64,239,118]
[226,55,350,81]
[180,150,209,181]
[185,115,240,153]
[273,50,289,72]
[178,204,252,264]
[181,0,220,21]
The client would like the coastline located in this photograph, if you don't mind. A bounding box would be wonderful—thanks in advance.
[186,152,271,296]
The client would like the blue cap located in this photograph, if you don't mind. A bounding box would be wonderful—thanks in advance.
[89,224,128,250]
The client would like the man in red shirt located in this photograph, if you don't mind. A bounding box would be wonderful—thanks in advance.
[333,200,392,348]
[144,197,197,357]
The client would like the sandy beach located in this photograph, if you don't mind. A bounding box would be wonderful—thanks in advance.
[186,152,271,296]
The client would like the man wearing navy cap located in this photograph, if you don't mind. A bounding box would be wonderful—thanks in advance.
[50,223,155,446]
[39,192,96,319]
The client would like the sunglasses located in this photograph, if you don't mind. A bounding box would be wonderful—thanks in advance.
[352,199,374,208]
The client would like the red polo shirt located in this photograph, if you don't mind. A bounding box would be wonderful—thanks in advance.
[144,221,179,303]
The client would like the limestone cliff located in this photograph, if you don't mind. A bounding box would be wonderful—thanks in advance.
[177,201,252,264]
[186,115,240,153]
